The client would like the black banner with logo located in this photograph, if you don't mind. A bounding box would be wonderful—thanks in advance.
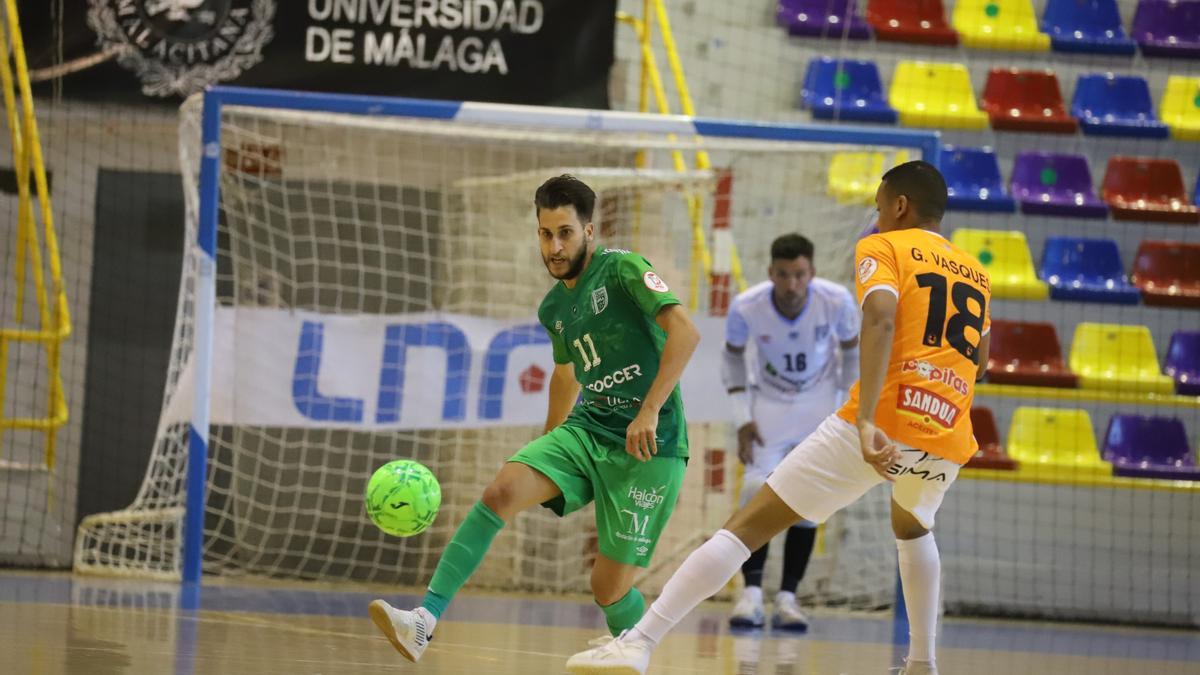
[26,1,615,108]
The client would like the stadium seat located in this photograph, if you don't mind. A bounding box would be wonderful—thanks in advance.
[986,319,1079,388]
[1007,407,1107,476]
[1159,75,1200,141]
[827,150,911,205]
[1165,330,1200,395]
[866,0,959,45]
[980,69,1076,133]
[1132,0,1200,58]
[777,0,872,38]
[950,229,1048,299]
[1101,157,1200,224]
[1040,237,1141,305]
[966,407,1017,470]
[939,146,1016,212]
[952,0,1051,51]
[801,58,898,123]
[1131,240,1200,308]
[1103,415,1200,481]
[1068,323,1175,393]
[1041,0,1137,55]
[890,61,988,130]
[1071,74,1170,138]
[1010,152,1107,218]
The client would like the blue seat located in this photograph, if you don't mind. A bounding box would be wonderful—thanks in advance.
[938,146,1016,212]
[800,58,898,123]
[1041,0,1137,55]
[1072,74,1170,138]
[1041,237,1141,304]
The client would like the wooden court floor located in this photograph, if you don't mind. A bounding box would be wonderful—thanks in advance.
[1,572,1196,674]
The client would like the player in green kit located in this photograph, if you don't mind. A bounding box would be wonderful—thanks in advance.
[368,174,701,663]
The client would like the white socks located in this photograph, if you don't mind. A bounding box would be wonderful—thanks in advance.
[743,585,763,604]
[632,529,751,645]
[897,532,940,663]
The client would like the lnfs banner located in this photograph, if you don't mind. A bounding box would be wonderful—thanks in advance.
[26,1,616,108]
[159,309,734,431]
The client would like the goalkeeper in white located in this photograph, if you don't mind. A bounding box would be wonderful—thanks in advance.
[720,233,861,630]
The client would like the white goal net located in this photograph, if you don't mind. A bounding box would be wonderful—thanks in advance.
[74,91,930,609]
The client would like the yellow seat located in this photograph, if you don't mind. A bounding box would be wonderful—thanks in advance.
[1007,407,1108,477]
[889,61,988,130]
[1160,76,1200,142]
[827,150,911,205]
[949,229,1048,300]
[1068,323,1175,394]
[952,0,1050,51]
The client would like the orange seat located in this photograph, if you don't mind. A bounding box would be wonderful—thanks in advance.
[981,69,1076,133]
[1131,241,1200,308]
[985,320,1079,388]
[966,407,1017,470]
[1100,157,1200,225]
[866,0,959,45]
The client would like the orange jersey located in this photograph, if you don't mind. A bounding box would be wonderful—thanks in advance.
[837,228,991,464]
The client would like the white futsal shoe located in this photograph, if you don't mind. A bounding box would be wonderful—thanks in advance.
[368,599,436,663]
[895,658,938,675]
[565,629,654,675]
[729,589,766,628]
[772,591,810,631]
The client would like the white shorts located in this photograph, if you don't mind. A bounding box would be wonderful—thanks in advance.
[739,379,839,518]
[765,414,960,529]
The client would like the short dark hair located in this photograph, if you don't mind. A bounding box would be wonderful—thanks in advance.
[880,160,947,222]
[534,174,595,222]
[770,233,815,262]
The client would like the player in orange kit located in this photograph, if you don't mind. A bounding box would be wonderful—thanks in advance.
[566,160,990,675]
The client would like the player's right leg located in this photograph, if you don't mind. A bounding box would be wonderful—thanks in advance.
[371,428,591,663]
[729,465,771,628]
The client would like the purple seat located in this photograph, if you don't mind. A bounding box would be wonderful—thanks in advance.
[777,0,872,38]
[1165,331,1200,395]
[1132,1,1200,58]
[1104,415,1200,480]
[1011,153,1107,218]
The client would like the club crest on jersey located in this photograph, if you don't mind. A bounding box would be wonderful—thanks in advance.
[591,287,609,315]
[87,0,277,98]
[815,324,829,340]
[554,320,563,334]
[858,256,878,284]
[643,271,669,292]
[897,385,960,430]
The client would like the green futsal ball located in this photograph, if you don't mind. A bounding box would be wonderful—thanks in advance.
[365,460,441,537]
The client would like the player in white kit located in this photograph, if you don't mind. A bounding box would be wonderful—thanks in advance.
[723,233,861,630]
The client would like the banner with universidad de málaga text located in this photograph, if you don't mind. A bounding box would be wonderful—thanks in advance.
[160,308,733,431]
[27,1,616,108]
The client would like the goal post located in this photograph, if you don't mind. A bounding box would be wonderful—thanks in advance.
[74,85,939,605]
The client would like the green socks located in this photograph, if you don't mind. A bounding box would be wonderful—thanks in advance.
[421,501,506,619]
[599,587,646,636]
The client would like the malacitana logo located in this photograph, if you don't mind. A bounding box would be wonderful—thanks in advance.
[88,0,276,97]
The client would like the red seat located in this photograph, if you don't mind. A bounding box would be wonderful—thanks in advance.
[966,407,1016,470]
[986,320,1079,388]
[1100,157,1200,225]
[866,0,959,45]
[1131,241,1200,308]
[981,69,1077,134]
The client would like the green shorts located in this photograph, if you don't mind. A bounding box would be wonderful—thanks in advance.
[508,425,686,568]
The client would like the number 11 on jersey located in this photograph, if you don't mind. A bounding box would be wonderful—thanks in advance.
[573,333,601,371]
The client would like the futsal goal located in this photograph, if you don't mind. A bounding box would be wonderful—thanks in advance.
[73,86,940,610]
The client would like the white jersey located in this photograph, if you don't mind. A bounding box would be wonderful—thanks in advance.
[725,278,860,403]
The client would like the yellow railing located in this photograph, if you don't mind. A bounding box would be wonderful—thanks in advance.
[0,0,71,470]
[617,0,749,311]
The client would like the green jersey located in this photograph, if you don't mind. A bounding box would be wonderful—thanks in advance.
[537,248,688,457]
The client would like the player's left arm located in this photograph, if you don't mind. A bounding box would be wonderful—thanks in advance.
[975,330,991,383]
[625,304,700,461]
